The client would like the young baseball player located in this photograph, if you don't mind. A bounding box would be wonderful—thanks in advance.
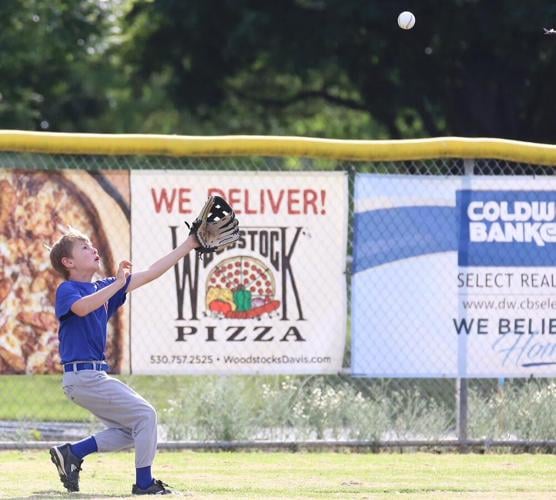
[48,227,199,495]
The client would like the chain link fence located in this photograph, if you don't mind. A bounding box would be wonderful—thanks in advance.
[1,148,556,448]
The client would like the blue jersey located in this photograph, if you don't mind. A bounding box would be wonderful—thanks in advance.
[55,277,131,364]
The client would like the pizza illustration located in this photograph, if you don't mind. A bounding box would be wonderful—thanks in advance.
[0,169,129,374]
[205,256,280,319]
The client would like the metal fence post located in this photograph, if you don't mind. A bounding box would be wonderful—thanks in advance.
[456,378,468,452]
[456,158,474,453]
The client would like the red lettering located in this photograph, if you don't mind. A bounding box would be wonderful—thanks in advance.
[178,188,192,214]
[268,189,285,214]
[244,190,257,215]
[228,188,242,213]
[287,189,301,214]
[303,189,318,214]
[151,188,176,213]
[203,187,328,215]
[150,188,192,214]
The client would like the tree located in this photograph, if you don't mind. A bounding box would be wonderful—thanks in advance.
[122,0,556,141]
[0,0,116,131]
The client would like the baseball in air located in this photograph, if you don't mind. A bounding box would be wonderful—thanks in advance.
[397,11,415,30]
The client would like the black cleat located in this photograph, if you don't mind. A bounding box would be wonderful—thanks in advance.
[49,443,83,492]
[132,478,173,495]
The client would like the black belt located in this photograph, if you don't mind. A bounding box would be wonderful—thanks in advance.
[64,361,109,373]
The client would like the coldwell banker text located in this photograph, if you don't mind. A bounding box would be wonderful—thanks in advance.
[457,190,556,267]
[468,200,556,246]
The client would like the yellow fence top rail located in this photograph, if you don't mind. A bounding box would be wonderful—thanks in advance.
[1,130,556,165]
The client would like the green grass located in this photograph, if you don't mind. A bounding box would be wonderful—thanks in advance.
[0,374,453,424]
[0,374,299,422]
[0,451,555,498]
[0,375,190,421]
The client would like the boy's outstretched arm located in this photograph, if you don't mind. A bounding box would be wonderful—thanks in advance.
[127,235,199,293]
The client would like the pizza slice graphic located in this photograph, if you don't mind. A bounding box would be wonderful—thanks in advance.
[205,256,280,319]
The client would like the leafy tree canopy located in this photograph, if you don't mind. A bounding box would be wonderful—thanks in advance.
[122,0,556,140]
[1,0,556,141]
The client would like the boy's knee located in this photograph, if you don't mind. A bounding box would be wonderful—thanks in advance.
[130,402,157,436]
[143,404,157,427]
[132,404,157,436]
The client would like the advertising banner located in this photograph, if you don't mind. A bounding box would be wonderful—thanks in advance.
[131,170,348,374]
[352,174,556,378]
[0,169,130,374]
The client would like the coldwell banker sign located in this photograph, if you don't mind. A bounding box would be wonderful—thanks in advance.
[352,175,556,378]
[130,170,347,374]
[460,190,556,266]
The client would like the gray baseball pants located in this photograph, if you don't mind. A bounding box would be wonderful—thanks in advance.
[62,370,157,468]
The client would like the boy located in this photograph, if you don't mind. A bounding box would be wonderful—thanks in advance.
[48,227,199,495]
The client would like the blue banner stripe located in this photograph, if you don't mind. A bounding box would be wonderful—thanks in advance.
[353,206,457,273]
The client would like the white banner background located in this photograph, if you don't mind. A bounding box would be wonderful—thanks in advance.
[130,170,347,374]
[352,174,556,378]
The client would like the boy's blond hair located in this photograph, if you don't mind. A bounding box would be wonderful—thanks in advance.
[48,228,91,279]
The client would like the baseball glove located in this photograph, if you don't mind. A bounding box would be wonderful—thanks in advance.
[186,196,239,254]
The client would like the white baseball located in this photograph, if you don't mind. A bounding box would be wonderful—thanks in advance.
[397,11,415,30]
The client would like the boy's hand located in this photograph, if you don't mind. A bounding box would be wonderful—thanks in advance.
[187,234,201,249]
[116,260,132,287]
